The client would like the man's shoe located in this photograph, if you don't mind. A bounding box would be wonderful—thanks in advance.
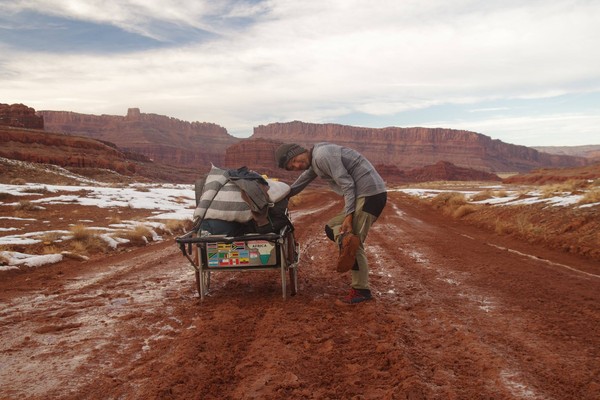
[338,288,372,305]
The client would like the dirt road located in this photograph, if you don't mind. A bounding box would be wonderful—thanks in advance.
[1,191,599,399]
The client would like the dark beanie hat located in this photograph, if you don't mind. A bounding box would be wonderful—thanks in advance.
[275,143,307,169]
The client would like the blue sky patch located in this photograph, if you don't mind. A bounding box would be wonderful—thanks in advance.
[0,11,215,53]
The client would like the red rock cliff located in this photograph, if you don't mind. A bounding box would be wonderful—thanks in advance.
[251,121,587,173]
[38,108,239,168]
[0,126,138,174]
[0,103,44,129]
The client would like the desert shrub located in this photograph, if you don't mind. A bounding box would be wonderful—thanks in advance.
[164,219,191,234]
[22,186,50,194]
[579,188,600,205]
[42,245,61,255]
[494,218,514,235]
[117,225,153,245]
[14,200,42,211]
[430,192,467,209]
[107,215,122,225]
[471,189,500,202]
[513,214,545,241]
[41,231,65,243]
[542,179,589,198]
[70,225,94,241]
[453,204,478,218]
[470,190,494,202]
[68,225,108,254]
[10,178,26,185]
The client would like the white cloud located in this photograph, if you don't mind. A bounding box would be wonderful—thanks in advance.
[1,0,599,144]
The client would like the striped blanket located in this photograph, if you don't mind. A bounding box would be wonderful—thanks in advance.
[193,165,290,223]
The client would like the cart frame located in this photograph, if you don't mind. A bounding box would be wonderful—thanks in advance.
[176,224,299,300]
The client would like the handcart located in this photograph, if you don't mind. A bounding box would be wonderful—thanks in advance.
[176,165,300,300]
[176,224,299,300]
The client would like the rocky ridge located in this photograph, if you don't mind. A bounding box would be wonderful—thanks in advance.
[39,108,239,168]
[534,145,600,162]
[0,126,139,176]
[0,103,44,129]
[0,125,201,184]
[251,121,587,173]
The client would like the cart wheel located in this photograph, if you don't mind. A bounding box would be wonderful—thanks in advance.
[289,267,297,296]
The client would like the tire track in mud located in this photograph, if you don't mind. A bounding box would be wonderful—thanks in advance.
[1,191,599,399]
[0,242,197,399]
[365,193,600,399]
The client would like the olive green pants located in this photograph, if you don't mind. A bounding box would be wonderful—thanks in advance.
[326,197,378,290]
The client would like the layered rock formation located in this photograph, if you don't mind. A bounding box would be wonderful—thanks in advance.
[534,145,600,163]
[252,121,588,173]
[222,138,299,180]
[0,126,138,175]
[39,108,239,168]
[0,103,44,129]
[376,161,501,184]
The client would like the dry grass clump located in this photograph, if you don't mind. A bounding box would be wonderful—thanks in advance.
[431,192,467,208]
[22,186,50,194]
[117,225,154,246]
[579,188,600,205]
[541,179,589,198]
[452,204,479,218]
[164,219,192,234]
[470,190,494,202]
[14,200,42,211]
[470,189,509,202]
[108,215,122,225]
[430,192,474,218]
[41,231,65,244]
[10,178,26,185]
[69,225,108,254]
[42,245,61,255]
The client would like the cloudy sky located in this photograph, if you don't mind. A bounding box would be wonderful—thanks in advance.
[1,0,599,147]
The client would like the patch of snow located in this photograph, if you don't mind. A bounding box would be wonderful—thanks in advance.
[0,216,36,221]
[0,251,63,268]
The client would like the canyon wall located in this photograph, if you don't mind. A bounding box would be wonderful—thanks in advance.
[39,108,240,168]
[251,121,587,173]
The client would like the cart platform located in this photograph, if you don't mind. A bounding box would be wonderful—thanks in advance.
[176,224,299,300]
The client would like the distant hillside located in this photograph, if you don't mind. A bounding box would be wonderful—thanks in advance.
[39,108,240,168]
[503,162,600,185]
[252,121,588,173]
[0,125,199,183]
[533,145,600,162]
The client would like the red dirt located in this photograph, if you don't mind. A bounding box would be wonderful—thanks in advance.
[1,190,600,399]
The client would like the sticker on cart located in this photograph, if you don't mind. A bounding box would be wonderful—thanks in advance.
[247,241,276,265]
[206,241,275,267]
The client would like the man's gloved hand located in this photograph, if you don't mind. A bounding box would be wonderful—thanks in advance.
[340,214,353,235]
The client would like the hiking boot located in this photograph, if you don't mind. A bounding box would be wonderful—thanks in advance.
[338,288,372,305]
